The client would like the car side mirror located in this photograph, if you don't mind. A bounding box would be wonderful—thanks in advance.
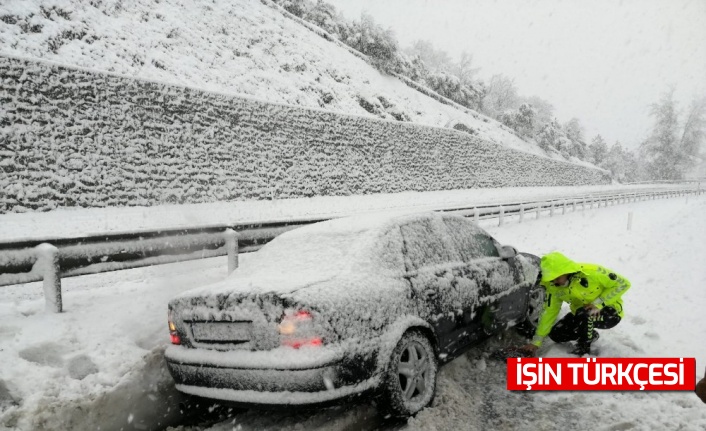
[498,245,518,259]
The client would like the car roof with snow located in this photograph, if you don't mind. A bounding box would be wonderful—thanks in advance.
[174,211,483,299]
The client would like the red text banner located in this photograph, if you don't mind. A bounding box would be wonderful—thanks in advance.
[506,357,696,391]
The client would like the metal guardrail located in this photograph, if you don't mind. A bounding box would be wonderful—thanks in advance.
[0,185,701,312]
[0,230,240,312]
[623,178,704,185]
[440,187,700,224]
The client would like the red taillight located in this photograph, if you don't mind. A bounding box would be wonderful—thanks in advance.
[170,333,181,345]
[279,309,322,348]
[282,337,323,349]
[168,318,181,345]
[294,311,313,319]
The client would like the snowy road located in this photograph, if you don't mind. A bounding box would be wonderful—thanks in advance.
[1,195,705,430]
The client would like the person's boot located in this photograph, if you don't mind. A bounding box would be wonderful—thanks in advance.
[570,342,591,356]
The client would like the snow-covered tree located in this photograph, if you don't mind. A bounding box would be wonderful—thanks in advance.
[621,148,641,183]
[343,13,399,70]
[449,51,480,86]
[563,118,587,159]
[640,91,706,180]
[403,42,483,109]
[523,96,554,127]
[678,96,706,174]
[589,135,608,166]
[602,142,625,179]
[536,120,563,152]
[304,0,338,34]
[482,74,520,119]
[405,40,454,73]
[425,71,483,110]
[500,103,535,138]
[279,0,308,17]
[564,118,584,144]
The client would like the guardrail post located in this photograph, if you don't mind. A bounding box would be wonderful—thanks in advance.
[582,198,587,211]
[562,200,567,215]
[225,229,239,275]
[535,203,541,219]
[498,206,505,226]
[572,199,577,212]
[519,203,524,223]
[473,207,479,223]
[549,202,554,217]
[35,243,62,313]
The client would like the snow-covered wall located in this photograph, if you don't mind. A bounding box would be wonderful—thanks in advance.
[0,56,610,213]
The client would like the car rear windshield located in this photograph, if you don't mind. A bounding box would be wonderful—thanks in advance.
[238,227,378,280]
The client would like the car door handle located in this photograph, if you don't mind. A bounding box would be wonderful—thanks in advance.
[424,289,437,298]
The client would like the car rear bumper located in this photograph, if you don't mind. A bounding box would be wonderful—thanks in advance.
[174,378,379,406]
[165,344,378,405]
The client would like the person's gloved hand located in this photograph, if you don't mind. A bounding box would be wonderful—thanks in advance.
[583,303,601,318]
[696,368,706,404]
[518,344,539,357]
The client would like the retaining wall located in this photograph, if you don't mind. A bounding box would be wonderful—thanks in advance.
[0,56,610,213]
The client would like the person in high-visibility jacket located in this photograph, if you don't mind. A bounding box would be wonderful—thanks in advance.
[521,251,631,356]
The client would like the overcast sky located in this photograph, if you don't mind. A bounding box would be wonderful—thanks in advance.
[327,0,706,150]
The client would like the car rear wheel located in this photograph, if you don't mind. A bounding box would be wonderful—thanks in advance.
[380,330,438,417]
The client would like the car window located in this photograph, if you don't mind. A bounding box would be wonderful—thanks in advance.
[443,218,500,260]
[367,226,405,274]
[400,218,453,271]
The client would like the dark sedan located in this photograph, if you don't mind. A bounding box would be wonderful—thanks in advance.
[165,212,542,416]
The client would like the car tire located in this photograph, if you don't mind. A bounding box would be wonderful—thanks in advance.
[515,284,545,339]
[380,330,438,417]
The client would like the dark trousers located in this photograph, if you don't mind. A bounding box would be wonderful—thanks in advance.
[549,306,621,347]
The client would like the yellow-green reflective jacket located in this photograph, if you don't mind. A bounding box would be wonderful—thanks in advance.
[531,253,631,347]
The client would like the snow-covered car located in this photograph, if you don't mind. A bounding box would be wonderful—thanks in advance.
[165,212,542,417]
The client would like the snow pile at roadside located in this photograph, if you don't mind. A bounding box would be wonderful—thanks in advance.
[0,0,539,156]
[0,257,231,430]
[1,194,704,430]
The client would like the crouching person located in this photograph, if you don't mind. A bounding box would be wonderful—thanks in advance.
[521,251,631,356]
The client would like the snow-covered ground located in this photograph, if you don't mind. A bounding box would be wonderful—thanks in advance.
[0,0,546,157]
[1,192,704,430]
